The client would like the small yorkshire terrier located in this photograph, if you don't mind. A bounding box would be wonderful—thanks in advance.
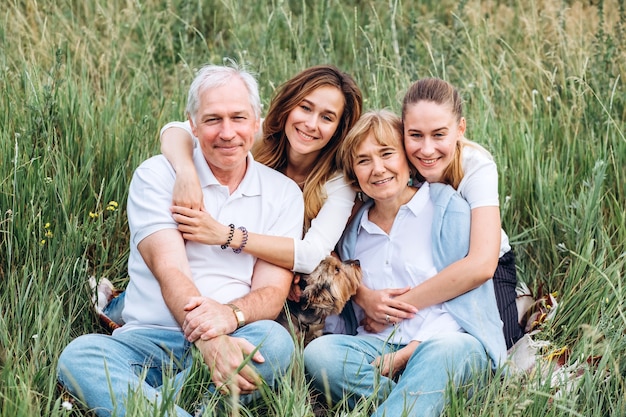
[277,256,362,345]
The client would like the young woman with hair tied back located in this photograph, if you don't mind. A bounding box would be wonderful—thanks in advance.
[354,78,523,349]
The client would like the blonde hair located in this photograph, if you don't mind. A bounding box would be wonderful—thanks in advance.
[338,110,404,189]
[401,77,466,189]
[253,65,363,231]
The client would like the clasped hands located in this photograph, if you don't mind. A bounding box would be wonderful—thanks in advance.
[184,297,264,396]
[356,286,418,332]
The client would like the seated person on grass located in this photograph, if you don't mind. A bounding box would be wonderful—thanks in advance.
[57,64,304,417]
[304,110,506,417]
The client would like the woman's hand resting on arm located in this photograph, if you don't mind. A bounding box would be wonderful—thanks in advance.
[171,206,230,245]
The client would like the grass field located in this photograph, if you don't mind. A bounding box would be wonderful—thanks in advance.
[1,0,625,416]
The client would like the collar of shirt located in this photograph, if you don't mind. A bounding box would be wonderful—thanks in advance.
[357,182,432,235]
[193,149,262,198]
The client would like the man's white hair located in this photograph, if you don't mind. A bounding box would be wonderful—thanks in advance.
[186,63,261,124]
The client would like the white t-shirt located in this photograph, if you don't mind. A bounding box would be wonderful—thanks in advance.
[160,121,355,274]
[119,149,304,332]
[459,144,511,257]
[352,183,462,344]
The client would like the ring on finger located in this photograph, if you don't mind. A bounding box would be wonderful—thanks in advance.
[385,314,390,323]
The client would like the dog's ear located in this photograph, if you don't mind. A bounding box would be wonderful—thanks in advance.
[330,265,361,307]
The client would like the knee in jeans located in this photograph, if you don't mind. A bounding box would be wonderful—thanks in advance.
[58,334,99,370]
[252,321,294,366]
[303,336,326,369]
[416,334,485,366]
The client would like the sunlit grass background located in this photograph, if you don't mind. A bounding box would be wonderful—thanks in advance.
[1,0,624,416]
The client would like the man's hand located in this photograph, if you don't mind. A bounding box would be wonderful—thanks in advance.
[287,274,303,302]
[195,335,265,395]
[183,297,237,342]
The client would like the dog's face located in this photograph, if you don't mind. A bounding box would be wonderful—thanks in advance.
[299,256,362,320]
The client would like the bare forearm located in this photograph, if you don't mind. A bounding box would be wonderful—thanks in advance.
[138,229,201,327]
[399,206,501,308]
[228,228,295,271]
[397,256,494,308]
[230,285,289,322]
[161,126,194,172]
[158,271,202,325]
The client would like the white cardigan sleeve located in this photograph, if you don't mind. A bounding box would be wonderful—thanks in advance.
[293,173,356,274]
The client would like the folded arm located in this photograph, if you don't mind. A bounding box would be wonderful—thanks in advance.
[358,206,501,333]
[183,258,293,395]
[137,228,280,394]
[183,258,292,341]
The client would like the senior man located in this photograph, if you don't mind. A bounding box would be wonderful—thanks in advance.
[57,65,304,416]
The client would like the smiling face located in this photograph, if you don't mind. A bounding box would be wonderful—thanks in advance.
[353,132,412,203]
[284,85,345,158]
[403,100,466,183]
[189,77,260,178]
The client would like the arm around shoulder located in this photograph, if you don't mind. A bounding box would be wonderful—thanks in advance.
[160,120,203,209]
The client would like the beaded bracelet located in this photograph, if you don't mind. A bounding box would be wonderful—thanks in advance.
[221,224,235,250]
[233,226,248,254]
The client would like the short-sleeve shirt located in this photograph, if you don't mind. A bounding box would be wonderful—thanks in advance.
[120,148,304,332]
[459,145,511,257]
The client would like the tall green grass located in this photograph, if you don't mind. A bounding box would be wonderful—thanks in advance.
[1,0,624,415]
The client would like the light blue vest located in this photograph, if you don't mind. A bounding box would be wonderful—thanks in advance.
[337,183,507,370]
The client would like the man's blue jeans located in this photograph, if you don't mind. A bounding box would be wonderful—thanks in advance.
[57,320,294,416]
[303,332,488,417]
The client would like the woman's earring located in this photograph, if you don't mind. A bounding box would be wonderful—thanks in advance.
[357,191,363,201]
[407,177,413,187]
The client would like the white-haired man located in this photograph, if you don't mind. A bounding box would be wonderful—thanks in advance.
[58,65,304,416]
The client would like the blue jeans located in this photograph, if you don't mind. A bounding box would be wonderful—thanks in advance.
[304,332,488,417]
[57,320,294,417]
[102,290,126,325]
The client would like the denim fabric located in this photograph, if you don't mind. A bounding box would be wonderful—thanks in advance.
[102,290,125,325]
[57,320,294,416]
[304,332,488,417]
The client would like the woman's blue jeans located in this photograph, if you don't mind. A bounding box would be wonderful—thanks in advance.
[304,332,488,417]
[57,320,294,416]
